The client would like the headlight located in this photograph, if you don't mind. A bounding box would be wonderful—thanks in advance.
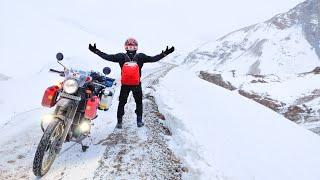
[41,114,54,130]
[42,114,54,124]
[63,79,79,94]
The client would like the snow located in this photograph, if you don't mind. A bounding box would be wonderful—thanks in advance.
[0,74,119,179]
[212,70,320,105]
[155,66,320,180]
[190,24,320,75]
[239,73,320,104]
[1,0,319,179]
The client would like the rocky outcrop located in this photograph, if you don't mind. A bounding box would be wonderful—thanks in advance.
[250,79,268,83]
[199,71,319,125]
[267,0,320,57]
[312,67,320,74]
[199,71,236,91]
[238,90,286,112]
[284,106,306,122]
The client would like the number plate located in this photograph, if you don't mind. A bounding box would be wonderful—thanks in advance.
[60,92,81,101]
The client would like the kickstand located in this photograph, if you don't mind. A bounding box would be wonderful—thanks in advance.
[79,141,89,152]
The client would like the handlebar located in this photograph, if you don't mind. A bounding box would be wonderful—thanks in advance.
[49,69,63,73]
[49,69,64,76]
[91,82,107,88]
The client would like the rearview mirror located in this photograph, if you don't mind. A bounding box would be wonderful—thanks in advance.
[103,67,111,75]
[56,52,64,61]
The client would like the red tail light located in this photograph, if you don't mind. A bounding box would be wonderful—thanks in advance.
[42,85,60,107]
[84,96,100,119]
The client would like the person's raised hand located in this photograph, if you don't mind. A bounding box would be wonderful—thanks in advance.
[89,43,97,53]
[162,46,175,55]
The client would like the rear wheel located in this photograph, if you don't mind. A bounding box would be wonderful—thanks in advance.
[33,119,63,177]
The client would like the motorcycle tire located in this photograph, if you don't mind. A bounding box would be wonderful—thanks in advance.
[33,119,63,177]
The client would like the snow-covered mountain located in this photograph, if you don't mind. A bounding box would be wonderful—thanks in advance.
[185,0,320,75]
[184,0,320,133]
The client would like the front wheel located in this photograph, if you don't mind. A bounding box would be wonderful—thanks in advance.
[33,119,63,177]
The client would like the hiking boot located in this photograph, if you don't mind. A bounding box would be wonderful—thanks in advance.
[137,116,144,127]
[116,117,122,129]
[116,122,122,129]
[137,121,144,127]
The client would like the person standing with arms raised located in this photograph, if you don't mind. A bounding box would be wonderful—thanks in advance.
[89,38,174,128]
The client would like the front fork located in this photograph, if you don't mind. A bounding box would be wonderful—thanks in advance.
[55,100,79,154]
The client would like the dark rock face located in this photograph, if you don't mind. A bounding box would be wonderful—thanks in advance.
[284,105,306,121]
[199,71,237,91]
[238,90,286,112]
[267,0,320,58]
[250,79,268,83]
[301,0,320,58]
[312,66,320,74]
[299,66,320,75]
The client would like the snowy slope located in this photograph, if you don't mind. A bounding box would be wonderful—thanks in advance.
[185,0,320,75]
[155,66,320,180]
[1,0,318,179]
[182,0,320,133]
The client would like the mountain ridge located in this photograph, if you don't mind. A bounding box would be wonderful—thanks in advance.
[184,0,320,75]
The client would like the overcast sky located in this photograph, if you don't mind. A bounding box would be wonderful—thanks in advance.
[74,0,305,51]
[5,0,300,51]
[1,0,305,63]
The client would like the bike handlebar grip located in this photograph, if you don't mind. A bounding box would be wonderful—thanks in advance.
[92,82,106,88]
[49,69,63,73]
[49,69,65,77]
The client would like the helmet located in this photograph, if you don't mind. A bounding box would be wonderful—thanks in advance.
[124,38,138,51]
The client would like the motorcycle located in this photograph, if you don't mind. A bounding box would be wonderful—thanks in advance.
[33,52,115,177]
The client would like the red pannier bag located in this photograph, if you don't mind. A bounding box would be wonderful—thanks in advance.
[42,85,60,107]
[85,96,100,119]
[121,62,140,85]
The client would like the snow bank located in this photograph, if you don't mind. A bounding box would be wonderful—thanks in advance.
[155,66,320,180]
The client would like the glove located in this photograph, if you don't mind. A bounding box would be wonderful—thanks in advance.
[162,46,175,55]
[89,43,97,53]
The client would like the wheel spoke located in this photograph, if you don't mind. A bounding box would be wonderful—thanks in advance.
[41,122,62,171]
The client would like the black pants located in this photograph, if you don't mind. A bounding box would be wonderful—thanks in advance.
[117,84,143,119]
